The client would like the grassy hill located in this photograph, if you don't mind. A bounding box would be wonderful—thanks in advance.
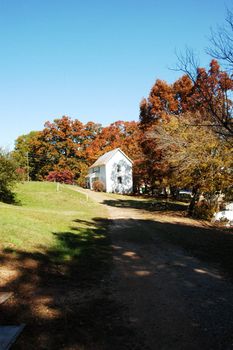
[0,181,110,264]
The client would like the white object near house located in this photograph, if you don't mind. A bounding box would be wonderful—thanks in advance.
[214,210,233,223]
[225,202,233,211]
[86,148,133,193]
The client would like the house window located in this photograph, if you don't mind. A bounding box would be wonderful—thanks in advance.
[92,167,100,173]
[117,176,122,184]
[117,165,121,172]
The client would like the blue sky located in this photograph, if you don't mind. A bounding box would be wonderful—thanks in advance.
[0,0,232,149]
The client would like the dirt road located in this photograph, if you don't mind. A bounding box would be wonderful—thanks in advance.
[78,188,233,350]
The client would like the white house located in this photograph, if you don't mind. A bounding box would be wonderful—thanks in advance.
[86,148,133,194]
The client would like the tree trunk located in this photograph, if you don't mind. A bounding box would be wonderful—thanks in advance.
[188,187,200,216]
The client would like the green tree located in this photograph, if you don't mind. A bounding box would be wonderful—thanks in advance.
[12,131,39,181]
[0,149,19,203]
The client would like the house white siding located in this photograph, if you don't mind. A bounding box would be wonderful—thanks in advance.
[105,151,132,193]
[88,165,106,190]
[87,148,133,194]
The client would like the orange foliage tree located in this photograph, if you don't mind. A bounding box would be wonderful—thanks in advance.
[139,59,233,194]
[24,116,102,185]
[139,75,193,193]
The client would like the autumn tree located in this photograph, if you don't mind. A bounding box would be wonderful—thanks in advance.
[140,76,193,130]
[140,60,233,195]
[149,112,233,217]
[176,53,233,138]
[13,116,103,185]
[46,170,75,184]
[139,76,193,193]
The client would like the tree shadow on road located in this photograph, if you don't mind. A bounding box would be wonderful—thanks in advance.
[103,198,188,214]
[106,216,233,280]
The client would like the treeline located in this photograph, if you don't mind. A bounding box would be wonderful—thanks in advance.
[12,119,144,190]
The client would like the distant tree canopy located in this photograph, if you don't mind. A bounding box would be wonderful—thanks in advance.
[13,117,101,185]
[13,116,144,188]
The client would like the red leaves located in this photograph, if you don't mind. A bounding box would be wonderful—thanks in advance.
[46,170,75,184]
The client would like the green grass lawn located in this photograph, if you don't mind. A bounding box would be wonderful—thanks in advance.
[0,181,110,266]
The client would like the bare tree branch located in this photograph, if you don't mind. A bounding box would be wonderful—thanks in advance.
[207,9,233,70]
[172,47,200,82]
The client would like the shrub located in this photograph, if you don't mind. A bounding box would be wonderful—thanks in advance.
[92,180,104,192]
[192,200,216,220]
[46,170,74,184]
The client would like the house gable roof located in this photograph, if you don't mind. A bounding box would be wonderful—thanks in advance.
[89,148,133,168]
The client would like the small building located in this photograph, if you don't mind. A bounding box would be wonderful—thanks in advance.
[86,148,133,193]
